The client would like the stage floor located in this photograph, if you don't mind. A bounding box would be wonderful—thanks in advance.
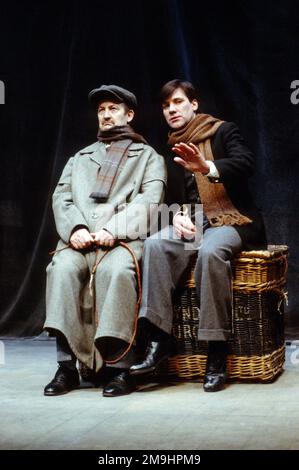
[1,337,299,450]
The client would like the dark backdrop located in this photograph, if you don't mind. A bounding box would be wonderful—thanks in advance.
[0,0,298,335]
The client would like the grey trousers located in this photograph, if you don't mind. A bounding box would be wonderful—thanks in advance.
[139,225,242,341]
[45,241,141,371]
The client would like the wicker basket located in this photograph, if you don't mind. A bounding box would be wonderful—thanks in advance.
[165,245,288,382]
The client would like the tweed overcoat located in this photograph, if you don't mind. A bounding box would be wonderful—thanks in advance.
[44,140,166,370]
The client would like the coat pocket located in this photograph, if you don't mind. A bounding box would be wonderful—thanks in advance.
[115,184,136,212]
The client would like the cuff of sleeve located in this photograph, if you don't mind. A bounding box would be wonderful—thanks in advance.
[205,161,220,178]
[70,224,89,236]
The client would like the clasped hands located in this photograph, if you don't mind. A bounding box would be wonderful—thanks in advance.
[70,228,115,250]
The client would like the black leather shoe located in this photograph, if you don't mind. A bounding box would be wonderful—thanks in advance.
[203,342,228,393]
[44,366,80,396]
[203,371,227,392]
[103,370,136,397]
[129,340,170,376]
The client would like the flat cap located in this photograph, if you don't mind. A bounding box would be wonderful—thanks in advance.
[88,84,137,110]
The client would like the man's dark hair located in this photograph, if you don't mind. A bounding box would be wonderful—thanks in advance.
[160,79,198,104]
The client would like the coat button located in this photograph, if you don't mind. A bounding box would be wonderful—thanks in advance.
[91,213,98,219]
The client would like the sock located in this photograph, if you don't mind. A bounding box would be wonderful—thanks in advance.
[208,341,228,355]
[58,360,77,371]
[106,367,127,378]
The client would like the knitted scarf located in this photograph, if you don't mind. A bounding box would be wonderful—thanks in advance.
[90,125,146,201]
[168,114,252,227]
[97,124,147,144]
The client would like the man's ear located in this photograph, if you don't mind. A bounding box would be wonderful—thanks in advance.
[192,99,199,112]
[127,109,134,123]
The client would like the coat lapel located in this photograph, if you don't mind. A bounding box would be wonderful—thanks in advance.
[79,141,106,168]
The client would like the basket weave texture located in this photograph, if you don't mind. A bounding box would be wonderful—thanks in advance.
[166,245,288,382]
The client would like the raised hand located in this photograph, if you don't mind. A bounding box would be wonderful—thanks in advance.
[172,142,209,174]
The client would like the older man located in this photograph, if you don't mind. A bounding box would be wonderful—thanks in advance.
[44,85,166,397]
[130,79,266,392]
